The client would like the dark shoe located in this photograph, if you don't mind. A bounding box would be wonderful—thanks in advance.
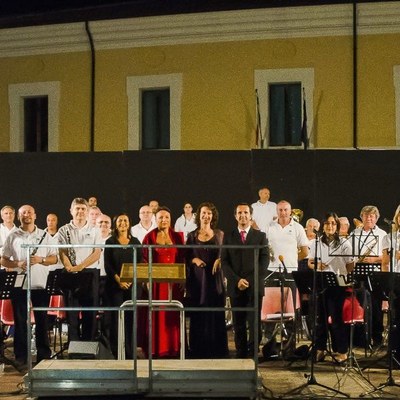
[14,359,28,373]
[315,350,326,363]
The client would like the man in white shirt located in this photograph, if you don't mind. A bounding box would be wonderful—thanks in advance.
[351,205,387,347]
[266,200,309,273]
[1,205,57,368]
[0,205,17,256]
[251,187,277,233]
[58,198,102,342]
[88,206,102,228]
[96,214,112,340]
[131,205,157,243]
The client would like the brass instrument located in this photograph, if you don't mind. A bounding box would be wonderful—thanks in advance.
[291,208,304,223]
[268,244,275,262]
[356,236,378,264]
[353,218,363,229]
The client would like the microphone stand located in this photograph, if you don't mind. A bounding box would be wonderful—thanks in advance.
[278,262,287,359]
[284,232,348,398]
[362,224,400,396]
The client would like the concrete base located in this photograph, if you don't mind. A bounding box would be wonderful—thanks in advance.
[27,359,258,398]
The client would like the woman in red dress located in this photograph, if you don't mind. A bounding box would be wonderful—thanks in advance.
[141,206,185,358]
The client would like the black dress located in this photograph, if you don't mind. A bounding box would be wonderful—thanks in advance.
[104,235,142,358]
[186,229,229,358]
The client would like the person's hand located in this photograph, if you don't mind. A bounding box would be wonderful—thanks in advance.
[119,281,131,290]
[29,255,42,265]
[192,257,206,268]
[17,260,27,271]
[212,258,221,275]
[238,278,249,291]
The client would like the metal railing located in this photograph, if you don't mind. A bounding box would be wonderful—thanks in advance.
[21,242,266,397]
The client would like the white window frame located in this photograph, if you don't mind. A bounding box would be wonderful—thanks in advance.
[255,68,314,149]
[127,74,182,150]
[394,65,400,147]
[8,81,60,152]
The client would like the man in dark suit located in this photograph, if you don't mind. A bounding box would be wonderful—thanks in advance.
[222,203,269,358]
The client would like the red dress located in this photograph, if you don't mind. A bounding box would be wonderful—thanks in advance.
[141,228,184,358]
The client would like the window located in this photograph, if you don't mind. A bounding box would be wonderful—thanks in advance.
[127,74,182,150]
[141,88,170,150]
[255,68,314,149]
[269,83,302,147]
[24,96,48,152]
[8,81,60,152]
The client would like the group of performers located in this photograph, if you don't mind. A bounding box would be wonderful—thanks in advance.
[1,195,400,367]
[303,205,400,365]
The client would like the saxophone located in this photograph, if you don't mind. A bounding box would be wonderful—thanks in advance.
[66,229,77,266]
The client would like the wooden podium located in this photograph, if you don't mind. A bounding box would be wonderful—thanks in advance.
[120,263,186,283]
[118,262,186,360]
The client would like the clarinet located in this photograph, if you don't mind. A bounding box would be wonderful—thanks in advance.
[66,229,77,266]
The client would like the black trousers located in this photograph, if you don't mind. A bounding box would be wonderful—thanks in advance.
[315,287,348,354]
[62,269,99,342]
[11,288,51,363]
[231,290,262,357]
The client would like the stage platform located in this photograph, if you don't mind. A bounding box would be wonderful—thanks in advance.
[2,349,400,399]
[27,359,258,398]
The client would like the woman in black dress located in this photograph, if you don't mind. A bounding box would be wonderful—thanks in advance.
[186,202,228,358]
[104,213,142,358]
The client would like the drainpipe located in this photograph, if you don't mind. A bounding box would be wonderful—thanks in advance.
[352,1,358,149]
[85,21,95,152]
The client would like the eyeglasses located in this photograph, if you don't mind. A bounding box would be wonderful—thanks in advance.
[98,221,111,224]
[324,222,337,226]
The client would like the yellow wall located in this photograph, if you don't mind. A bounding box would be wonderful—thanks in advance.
[1,30,400,151]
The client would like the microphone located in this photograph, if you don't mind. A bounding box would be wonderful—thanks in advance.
[278,255,288,274]
[384,218,395,225]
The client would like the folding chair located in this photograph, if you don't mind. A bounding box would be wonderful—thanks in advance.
[261,286,296,349]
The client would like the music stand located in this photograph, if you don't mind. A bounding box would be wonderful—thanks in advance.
[50,269,95,294]
[0,271,18,370]
[44,270,69,359]
[45,270,63,295]
[361,271,400,396]
[348,262,381,354]
[287,269,348,398]
[335,265,380,394]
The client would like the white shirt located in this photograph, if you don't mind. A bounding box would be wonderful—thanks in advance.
[251,200,277,233]
[58,221,102,269]
[351,226,387,259]
[131,221,157,243]
[309,237,354,276]
[382,231,400,272]
[174,214,197,242]
[0,223,17,256]
[2,226,57,289]
[266,219,309,271]
[98,235,111,276]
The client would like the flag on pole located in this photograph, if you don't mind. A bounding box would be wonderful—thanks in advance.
[255,89,262,149]
[301,87,308,150]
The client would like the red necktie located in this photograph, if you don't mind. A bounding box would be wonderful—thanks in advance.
[240,230,246,243]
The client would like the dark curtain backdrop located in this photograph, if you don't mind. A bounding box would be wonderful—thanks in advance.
[0,150,397,233]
